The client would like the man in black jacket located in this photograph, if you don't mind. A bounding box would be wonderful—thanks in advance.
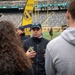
[23,23,49,75]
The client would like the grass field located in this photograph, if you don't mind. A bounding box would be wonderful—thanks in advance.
[42,31,61,40]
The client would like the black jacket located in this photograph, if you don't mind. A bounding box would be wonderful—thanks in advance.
[20,33,30,43]
[23,37,49,75]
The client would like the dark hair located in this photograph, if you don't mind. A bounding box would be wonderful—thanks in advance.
[0,21,32,75]
[67,0,75,20]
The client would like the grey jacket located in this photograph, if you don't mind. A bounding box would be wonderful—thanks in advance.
[45,28,75,75]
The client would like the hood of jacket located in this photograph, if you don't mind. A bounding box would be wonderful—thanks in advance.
[61,27,75,45]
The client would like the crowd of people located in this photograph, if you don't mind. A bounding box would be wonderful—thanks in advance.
[0,0,75,75]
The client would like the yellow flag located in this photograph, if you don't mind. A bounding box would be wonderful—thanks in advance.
[22,0,34,36]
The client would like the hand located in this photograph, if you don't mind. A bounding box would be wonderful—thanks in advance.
[17,30,23,35]
[25,49,36,59]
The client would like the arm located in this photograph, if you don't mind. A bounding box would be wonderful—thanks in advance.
[45,48,55,75]
[23,41,28,52]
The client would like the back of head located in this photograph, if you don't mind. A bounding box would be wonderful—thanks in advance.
[0,21,31,75]
[67,0,75,20]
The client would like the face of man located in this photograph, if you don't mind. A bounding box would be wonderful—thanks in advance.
[31,27,42,37]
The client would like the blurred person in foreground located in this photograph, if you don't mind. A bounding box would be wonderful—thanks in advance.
[0,20,33,75]
[45,0,75,75]
[23,23,49,75]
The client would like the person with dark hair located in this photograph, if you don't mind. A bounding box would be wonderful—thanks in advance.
[45,0,75,75]
[0,20,33,75]
[23,23,49,75]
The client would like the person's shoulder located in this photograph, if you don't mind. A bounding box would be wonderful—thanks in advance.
[23,37,32,43]
[42,38,49,42]
[23,37,32,45]
[42,38,49,44]
[47,36,61,51]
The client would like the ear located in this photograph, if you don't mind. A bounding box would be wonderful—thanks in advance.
[66,11,70,20]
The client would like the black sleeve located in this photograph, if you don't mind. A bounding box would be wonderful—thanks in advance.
[23,41,28,52]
